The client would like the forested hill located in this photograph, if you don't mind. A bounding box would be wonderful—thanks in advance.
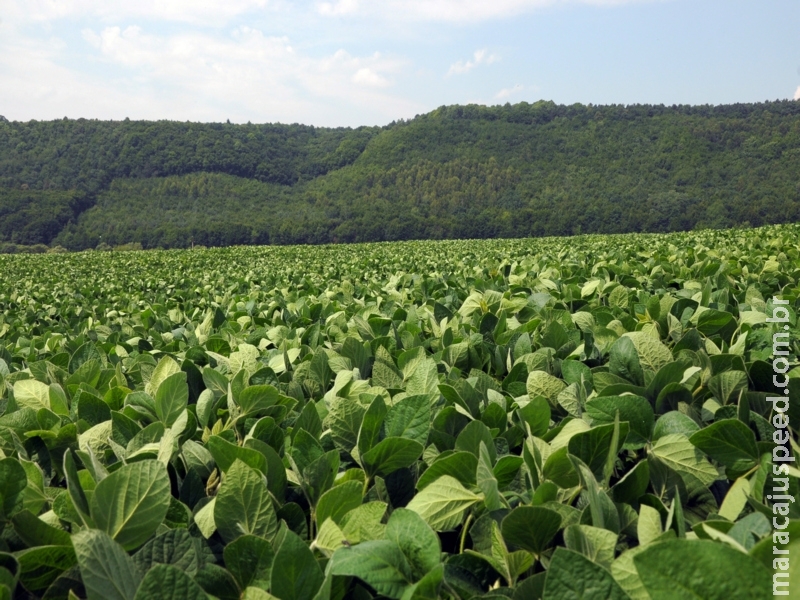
[1,100,799,249]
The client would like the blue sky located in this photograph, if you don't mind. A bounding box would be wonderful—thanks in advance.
[1,0,798,127]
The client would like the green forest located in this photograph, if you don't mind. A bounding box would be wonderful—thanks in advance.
[1,100,799,250]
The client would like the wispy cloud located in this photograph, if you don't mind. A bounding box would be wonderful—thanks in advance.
[795,86,800,101]
[1,24,417,125]
[318,0,360,16]
[317,0,658,22]
[495,84,524,99]
[447,49,498,76]
[9,0,273,26]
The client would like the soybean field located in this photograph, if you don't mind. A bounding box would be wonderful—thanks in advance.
[0,225,795,599]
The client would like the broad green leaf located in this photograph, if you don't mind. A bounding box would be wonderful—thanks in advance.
[406,475,483,532]
[13,379,51,411]
[223,534,274,591]
[688,419,758,472]
[16,544,76,593]
[568,421,629,481]
[416,451,477,491]
[341,501,387,543]
[154,372,188,427]
[207,435,268,476]
[145,356,181,397]
[330,540,414,599]
[385,394,432,445]
[132,529,202,577]
[214,459,277,543]
[610,546,650,600]
[315,480,363,526]
[0,458,27,520]
[271,530,324,600]
[500,506,561,555]
[544,547,630,600]
[637,504,662,547]
[634,539,771,600]
[362,437,424,478]
[133,564,208,600]
[586,395,654,449]
[564,524,618,570]
[608,336,645,387]
[90,460,171,550]
[386,508,441,579]
[455,420,497,463]
[72,530,141,600]
[649,434,718,487]
[526,370,566,404]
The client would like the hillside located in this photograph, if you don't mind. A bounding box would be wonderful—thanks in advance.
[1,101,799,249]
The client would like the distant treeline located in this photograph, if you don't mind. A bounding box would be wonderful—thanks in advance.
[1,100,799,249]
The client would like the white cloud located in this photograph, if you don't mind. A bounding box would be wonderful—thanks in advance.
[318,0,658,22]
[0,24,419,125]
[447,49,498,76]
[318,0,360,16]
[7,0,272,26]
[795,86,800,101]
[495,84,524,99]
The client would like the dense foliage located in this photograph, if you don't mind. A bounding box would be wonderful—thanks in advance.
[0,226,795,599]
[2,100,800,248]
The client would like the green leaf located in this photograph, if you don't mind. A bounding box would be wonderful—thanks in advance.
[154,372,188,428]
[362,437,423,478]
[16,544,77,593]
[13,379,51,411]
[476,440,503,511]
[406,475,483,532]
[145,356,181,398]
[358,395,387,457]
[133,564,208,600]
[90,459,170,551]
[634,539,771,600]
[315,480,363,526]
[330,540,414,599]
[324,395,366,453]
[544,547,630,600]
[132,529,203,577]
[405,358,439,397]
[608,336,645,387]
[688,419,759,472]
[526,370,567,404]
[610,546,650,600]
[623,332,673,373]
[652,411,700,440]
[341,501,387,543]
[563,524,618,570]
[271,530,324,600]
[238,385,280,414]
[385,394,432,446]
[586,395,654,449]
[455,420,497,463]
[649,434,718,488]
[500,506,562,555]
[214,459,278,543]
[416,451,477,491]
[207,435,268,476]
[72,530,142,600]
[0,458,27,520]
[568,421,629,481]
[223,534,274,591]
[386,508,441,579]
[11,510,72,547]
[517,396,551,437]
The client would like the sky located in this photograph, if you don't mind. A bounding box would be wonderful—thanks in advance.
[0,0,798,127]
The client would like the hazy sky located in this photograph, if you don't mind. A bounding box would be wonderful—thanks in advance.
[1,0,798,127]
